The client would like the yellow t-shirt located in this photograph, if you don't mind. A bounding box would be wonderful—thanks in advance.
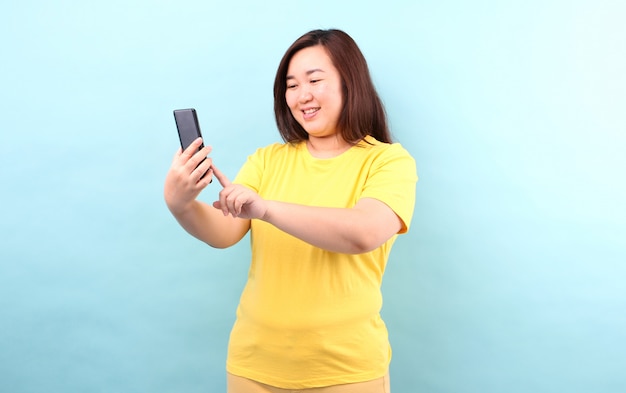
[227,136,417,389]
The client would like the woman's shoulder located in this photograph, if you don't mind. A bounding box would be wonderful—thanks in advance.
[252,141,301,157]
[357,135,414,160]
[245,141,304,167]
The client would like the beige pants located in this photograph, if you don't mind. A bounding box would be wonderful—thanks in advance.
[227,372,390,393]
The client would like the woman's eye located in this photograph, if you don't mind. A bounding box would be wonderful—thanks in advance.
[287,84,297,89]
[310,79,320,84]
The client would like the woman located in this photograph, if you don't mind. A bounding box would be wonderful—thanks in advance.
[164,29,417,393]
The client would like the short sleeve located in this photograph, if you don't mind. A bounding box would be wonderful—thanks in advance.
[360,143,418,233]
[233,147,268,193]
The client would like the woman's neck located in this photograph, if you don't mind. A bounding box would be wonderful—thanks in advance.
[306,135,352,158]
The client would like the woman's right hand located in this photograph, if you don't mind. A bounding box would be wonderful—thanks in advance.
[164,137,214,215]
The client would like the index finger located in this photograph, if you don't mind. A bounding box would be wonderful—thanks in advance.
[210,164,231,188]
[181,137,204,159]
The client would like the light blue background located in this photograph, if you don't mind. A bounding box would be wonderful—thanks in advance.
[1,1,624,392]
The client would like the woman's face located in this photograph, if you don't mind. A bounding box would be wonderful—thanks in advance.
[285,45,343,140]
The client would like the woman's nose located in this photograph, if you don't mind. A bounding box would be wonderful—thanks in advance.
[299,89,312,103]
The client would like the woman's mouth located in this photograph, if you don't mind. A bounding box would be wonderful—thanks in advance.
[302,107,320,120]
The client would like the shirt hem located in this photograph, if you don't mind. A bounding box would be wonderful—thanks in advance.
[226,363,389,390]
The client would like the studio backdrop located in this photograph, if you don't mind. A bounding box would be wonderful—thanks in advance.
[1,1,624,392]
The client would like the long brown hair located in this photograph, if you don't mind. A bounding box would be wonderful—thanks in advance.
[273,29,392,144]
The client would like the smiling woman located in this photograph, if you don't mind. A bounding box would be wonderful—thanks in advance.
[2,1,625,392]
[163,28,418,392]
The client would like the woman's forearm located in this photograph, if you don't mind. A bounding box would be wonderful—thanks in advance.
[171,200,250,249]
[261,198,401,254]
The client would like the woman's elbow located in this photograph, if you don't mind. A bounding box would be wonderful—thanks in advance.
[346,219,401,254]
[346,231,392,254]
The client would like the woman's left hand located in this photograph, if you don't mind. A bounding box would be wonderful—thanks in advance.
[211,165,268,220]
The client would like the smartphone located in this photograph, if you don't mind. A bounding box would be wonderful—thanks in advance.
[173,108,209,178]
[173,108,203,152]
